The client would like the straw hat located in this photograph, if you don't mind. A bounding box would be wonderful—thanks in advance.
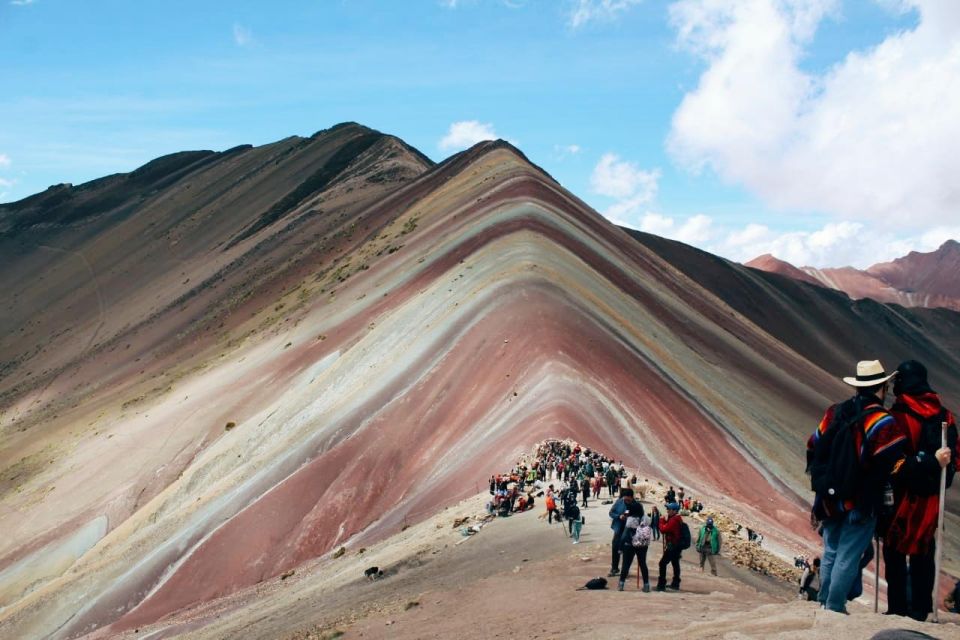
[842,360,896,387]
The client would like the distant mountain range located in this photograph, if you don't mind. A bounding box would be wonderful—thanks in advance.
[746,239,960,311]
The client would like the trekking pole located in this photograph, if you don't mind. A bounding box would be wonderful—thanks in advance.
[874,534,880,613]
[932,420,949,623]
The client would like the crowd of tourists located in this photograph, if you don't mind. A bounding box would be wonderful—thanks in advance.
[807,359,959,621]
[486,438,721,594]
[482,358,959,622]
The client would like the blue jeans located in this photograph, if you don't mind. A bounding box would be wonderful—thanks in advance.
[818,511,876,612]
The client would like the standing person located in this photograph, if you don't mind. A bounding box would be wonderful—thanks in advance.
[569,503,584,544]
[696,517,722,576]
[883,360,958,621]
[807,360,906,614]
[607,488,636,577]
[581,476,591,508]
[665,486,676,504]
[650,506,661,541]
[656,502,684,591]
[546,485,559,524]
[606,466,618,497]
[616,501,646,590]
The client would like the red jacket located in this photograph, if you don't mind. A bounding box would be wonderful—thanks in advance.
[659,514,682,547]
[886,392,958,555]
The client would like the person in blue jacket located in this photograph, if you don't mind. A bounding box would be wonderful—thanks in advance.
[607,487,636,576]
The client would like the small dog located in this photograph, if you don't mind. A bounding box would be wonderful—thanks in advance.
[364,566,384,580]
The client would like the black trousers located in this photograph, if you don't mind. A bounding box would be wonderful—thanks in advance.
[657,547,681,588]
[611,531,622,571]
[620,545,649,584]
[884,541,936,619]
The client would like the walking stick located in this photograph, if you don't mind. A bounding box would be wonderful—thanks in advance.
[932,420,948,623]
[874,534,880,613]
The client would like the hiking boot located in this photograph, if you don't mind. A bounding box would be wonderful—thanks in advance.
[608,569,619,577]
[617,581,625,592]
[642,582,651,593]
[668,582,681,590]
[655,585,666,592]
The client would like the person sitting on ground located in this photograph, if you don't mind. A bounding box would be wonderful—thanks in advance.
[696,517,722,576]
[617,501,646,591]
[608,488,636,577]
[656,502,684,591]
[799,557,821,601]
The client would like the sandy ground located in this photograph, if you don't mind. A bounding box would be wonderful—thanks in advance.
[107,491,959,640]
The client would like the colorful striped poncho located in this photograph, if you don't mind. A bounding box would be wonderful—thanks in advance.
[885,392,958,555]
[808,395,906,519]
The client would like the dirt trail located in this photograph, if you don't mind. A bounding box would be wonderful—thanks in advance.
[102,488,959,640]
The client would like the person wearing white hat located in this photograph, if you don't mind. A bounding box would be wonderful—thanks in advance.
[807,360,907,614]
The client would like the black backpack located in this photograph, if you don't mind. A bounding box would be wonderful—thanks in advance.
[900,406,956,496]
[809,398,872,506]
[582,577,608,590]
[677,522,692,551]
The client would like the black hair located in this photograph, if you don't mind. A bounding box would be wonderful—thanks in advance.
[894,360,933,396]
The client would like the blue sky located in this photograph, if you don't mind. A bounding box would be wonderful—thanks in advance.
[2,1,958,267]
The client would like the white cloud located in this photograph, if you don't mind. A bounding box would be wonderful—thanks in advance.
[233,23,253,47]
[667,0,960,227]
[554,144,582,159]
[591,153,659,200]
[0,177,15,188]
[569,0,643,28]
[438,120,503,151]
[591,153,661,226]
[10,0,37,5]
[0,154,10,168]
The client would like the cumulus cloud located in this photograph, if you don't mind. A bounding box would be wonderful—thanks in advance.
[233,23,253,47]
[591,153,661,225]
[591,153,659,199]
[667,0,960,227]
[0,153,10,168]
[569,0,643,28]
[625,209,959,269]
[438,120,503,151]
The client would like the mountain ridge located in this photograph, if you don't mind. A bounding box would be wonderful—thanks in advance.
[745,239,960,311]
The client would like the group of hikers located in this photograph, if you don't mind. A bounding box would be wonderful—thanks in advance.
[606,488,722,592]
[487,438,722,594]
[807,359,958,621]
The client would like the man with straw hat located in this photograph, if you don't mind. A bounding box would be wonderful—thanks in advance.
[883,360,957,621]
[807,360,906,613]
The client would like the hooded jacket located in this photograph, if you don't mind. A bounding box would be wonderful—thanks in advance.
[886,391,958,555]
